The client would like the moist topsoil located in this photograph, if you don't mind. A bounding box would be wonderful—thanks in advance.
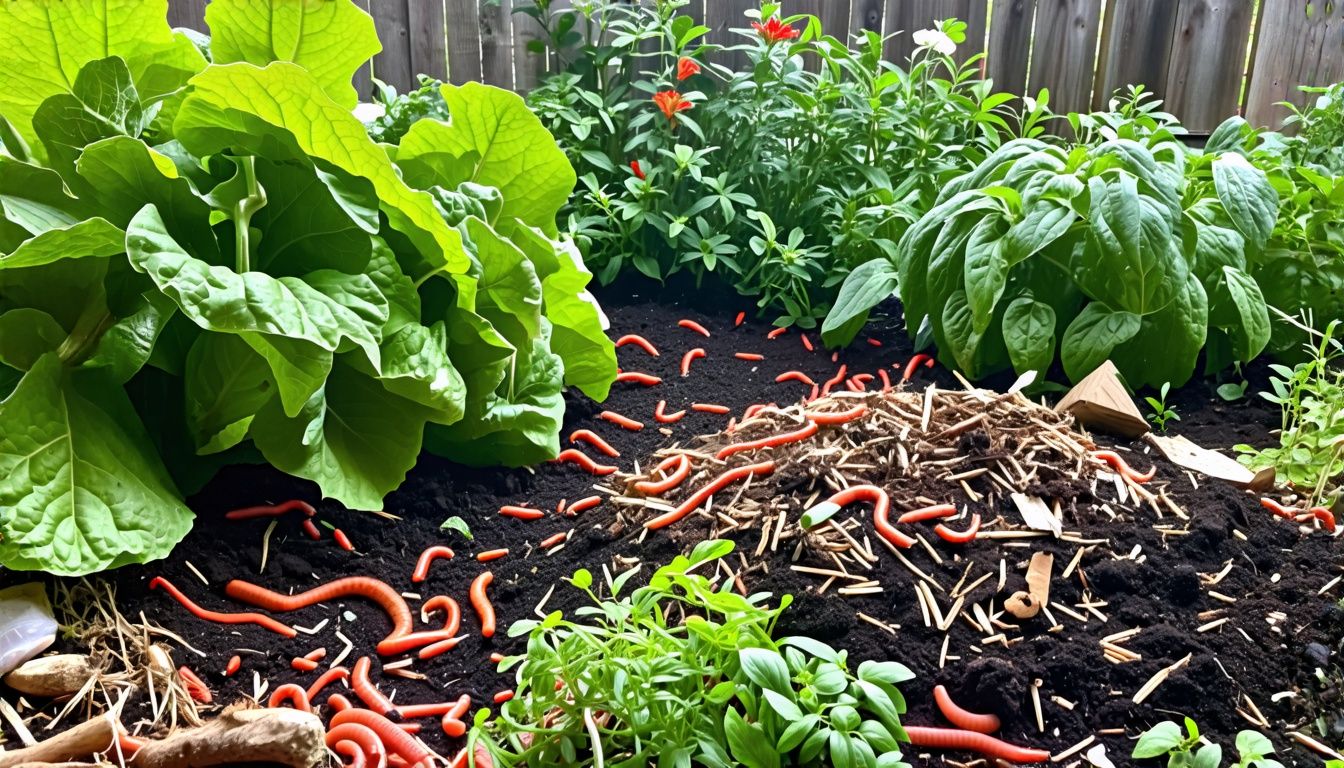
[6,276,1342,767]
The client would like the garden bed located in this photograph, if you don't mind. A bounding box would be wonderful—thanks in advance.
[12,278,1339,767]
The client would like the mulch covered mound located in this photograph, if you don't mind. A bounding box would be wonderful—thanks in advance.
[6,279,1342,767]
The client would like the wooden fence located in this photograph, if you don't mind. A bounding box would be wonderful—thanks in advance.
[167,0,1344,133]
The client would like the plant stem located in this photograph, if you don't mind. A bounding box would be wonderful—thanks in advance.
[233,156,266,273]
[56,297,116,367]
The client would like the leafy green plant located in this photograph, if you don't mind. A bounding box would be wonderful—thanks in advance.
[365,75,450,145]
[823,96,1280,389]
[1282,81,1344,176]
[1132,720,1282,768]
[520,0,1014,327]
[0,0,615,576]
[1145,382,1180,432]
[471,539,913,768]
[1237,318,1344,508]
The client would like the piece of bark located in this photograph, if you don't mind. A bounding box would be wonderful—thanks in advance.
[0,715,116,768]
[1055,361,1150,438]
[4,655,97,698]
[130,707,325,768]
[1011,493,1061,536]
[1144,433,1275,490]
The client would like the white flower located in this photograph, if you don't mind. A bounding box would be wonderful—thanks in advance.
[352,102,386,123]
[912,28,956,56]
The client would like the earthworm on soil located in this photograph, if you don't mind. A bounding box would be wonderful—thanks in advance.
[553,449,619,475]
[804,404,867,425]
[678,319,711,337]
[681,347,706,376]
[305,647,327,661]
[615,371,662,386]
[569,429,620,457]
[417,635,466,660]
[327,722,385,768]
[493,690,515,703]
[476,549,508,562]
[903,354,930,381]
[149,576,296,638]
[877,368,892,392]
[818,485,914,549]
[292,657,319,672]
[934,514,982,544]
[471,571,497,637]
[327,693,355,712]
[767,327,787,339]
[691,403,731,414]
[499,505,545,521]
[634,454,691,495]
[614,334,659,356]
[801,333,814,351]
[867,338,882,347]
[716,421,818,460]
[821,365,848,395]
[333,529,355,551]
[654,400,686,423]
[644,461,776,529]
[600,410,645,431]
[903,726,1049,763]
[933,685,1001,733]
[898,504,958,524]
[330,709,433,766]
[305,666,350,700]
[224,499,315,520]
[267,683,313,712]
[775,371,815,386]
[302,519,322,540]
[225,577,412,655]
[1260,497,1297,520]
[439,695,473,737]
[568,496,602,514]
[177,666,212,703]
[352,657,397,715]
[735,311,746,327]
[1308,506,1337,532]
[1092,450,1156,483]
[224,655,241,676]
[735,352,765,361]
[411,546,455,583]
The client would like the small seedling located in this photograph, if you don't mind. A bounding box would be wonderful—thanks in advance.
[1145,383,1181,433]
[1133,719,1284,768]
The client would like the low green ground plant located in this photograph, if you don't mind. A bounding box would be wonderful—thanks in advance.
[1132,719,1282,768]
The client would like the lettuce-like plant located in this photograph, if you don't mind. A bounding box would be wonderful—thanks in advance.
[0,0,615,575]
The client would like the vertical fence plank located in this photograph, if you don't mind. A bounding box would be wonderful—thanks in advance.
[1245,0,1344,130]
[1027,0,1104,116]
[445,0,484,84]
[707,0,754,70]
[796,0,852,42]
[1093,0,1179,109]
[166,0,207,31]
[851,0,885,39]
[370,0,414,92]
[1164,0,1255,132]
[986,0,1036,96]
[513,4,547,92]
[410,0,448,83]
[351,0,375,99]
[881,0,915,64]
[481,0,516,90]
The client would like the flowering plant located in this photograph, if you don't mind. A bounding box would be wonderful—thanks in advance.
[524,1,1016,328]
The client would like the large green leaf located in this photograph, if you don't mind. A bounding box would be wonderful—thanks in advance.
[1209,265,1270,362]
[467,216,544,338]
[31,57,149,176]
[1001,296,1057,376]
[1060,303,1142,382]
[0,0,204,158]
[0,354,192,575]
[352,321,466,426]
[822,259,899,347]
[79,289,177,383]
[250,360,430,510]
[248,159,377,276]
[0,309,66,370]
[963,216,1009,334]
[1111,273,1208,388]
[396,83,577,234]
[204,0,380,109]
[939,289,984,376]
[1212,153,1278,252]
[0,218,125,270]
[0,157,89,240]
[1079,175,1176,315]
[174,62,469,276]
[184,333,275,454]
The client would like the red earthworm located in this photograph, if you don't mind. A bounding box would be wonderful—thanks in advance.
[1260,497,1297,520]
[398,700,463,719]
[735,311,746,327]
[635,454,692,495]
[330,738,368,768]
[692,403,731,414]
[680,347,706,377]
[925,357,935,368]
[118,732,146,755]
[377,596,464,656]
[327,693,355,712]
[305,666,350,700]
[867,338,882,347]
[600,410,644,431]
[821,365,848,395]
[845,377,865,392]
[334,529,355,551]
[305,647,327,661]
[903,354,930,381]
[775,370,815,386]
[500,505,544,521]
[225,655,241,676]
[644,461,775,530]
[933,685,1001,733]
[735,352,765,361]
[807,384,819,401]
[412,546,455,583]
[556,498,567,516]
[569,429,620,457]
[493,690,515,704]
[899,504,957,524]
[416,635,466,660]
[614,334,659,356]
[149,576,296,638]
[767,327,787,339]
[489,653,505,664]
[935,514,982,544]
[352,657,397,715]
[1308,506,1337,532]
[302,519,322,540]
[326,722,386,768]
[224,499,316,520]
[225,577,412,655]
[877,368,892,392]
[831,352,839,363]
[471,572,496,638]
[904,726,1049,763]
[717,421,818,460]
[852,373,874,386]
[568,496,602,514]
[267,683,313,712]
[742,403,776,420]
[804,404,868,425]
[678,318,711,337]
[553,448,619,476]
[177,665,212,703]
[330,709,433,766]
[1091,450,1156,483]
[441,715,467,739]
[813,485,914,548]
[654,400,686,423]
[432,696,473,737]
[424,595,461,635]
[395,723,423,735]
[292,656,319,672]
[477,548,508,562]
[801,333,814,351]
[615,371,662,386]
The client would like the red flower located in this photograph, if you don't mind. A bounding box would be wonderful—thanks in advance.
[677,57,700,81]
[653,90,693,126]
[630,160,646,180]
[752,17,799,45]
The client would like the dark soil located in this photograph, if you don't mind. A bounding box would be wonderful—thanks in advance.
[7,276,1343,767]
